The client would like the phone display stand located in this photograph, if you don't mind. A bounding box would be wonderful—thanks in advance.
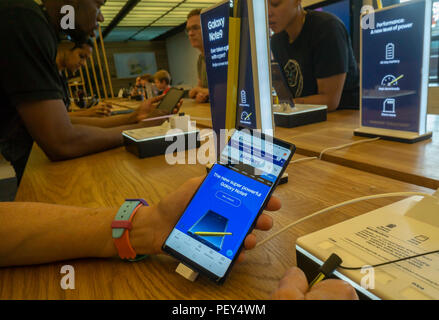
[273,103,328,128]
[296,190,439,300]
[122,115,200,159]
[176,263,199,282]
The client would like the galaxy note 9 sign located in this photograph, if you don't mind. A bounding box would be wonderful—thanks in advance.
[201,1,230,139]
[361,0,431,133]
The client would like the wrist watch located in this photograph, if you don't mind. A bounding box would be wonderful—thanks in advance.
[111,198,149,261]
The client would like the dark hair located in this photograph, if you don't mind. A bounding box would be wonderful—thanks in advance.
[187,8,202,20]
[140,74,154,83]
[72,38,94,51]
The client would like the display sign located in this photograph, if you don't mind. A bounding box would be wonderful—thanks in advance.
[201,0,230,140]
[359,0,431,137]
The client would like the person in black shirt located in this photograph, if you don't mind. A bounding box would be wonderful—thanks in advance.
[268,0,359,111]
[0,0,177,185]
[56,39,93,111]
[56,39,112,117]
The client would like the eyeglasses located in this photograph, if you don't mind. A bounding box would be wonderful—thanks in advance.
[185,25,201,34]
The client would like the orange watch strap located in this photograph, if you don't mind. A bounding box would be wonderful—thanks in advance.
[112,199,147,260]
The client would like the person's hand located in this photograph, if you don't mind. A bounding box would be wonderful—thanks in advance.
[135,95,165,121]
[136,95,183,121]
[131,177,278,260]
[270,267,358,300]
[195,92,209,103]
[189,87,199,99]
[88,102,113,117]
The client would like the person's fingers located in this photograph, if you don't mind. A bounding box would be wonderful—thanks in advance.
[271,286,305,300]
[270,267,309,300]
[306,279,359,300]
[236,251,245,263]
[151,94,165,103]
[279,267,309,293]
[254,213,273,231]
[243,233,257,250]
[157,176,204,217]
[265,196,281,211]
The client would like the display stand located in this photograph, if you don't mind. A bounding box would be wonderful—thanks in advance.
[123,115,200,159]
[355,0,432,143]
[296,192,439,300]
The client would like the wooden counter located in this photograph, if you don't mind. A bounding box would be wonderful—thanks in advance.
[2,141,432,299]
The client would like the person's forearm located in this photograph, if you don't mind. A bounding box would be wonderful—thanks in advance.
[70,112,137,128]
[0,202,118,267]
[47,123,142,161]
[0,202,159,267]
[294,94,339,112]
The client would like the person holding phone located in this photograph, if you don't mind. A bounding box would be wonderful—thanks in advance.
[56,39,113,118]
[0,0,179,186]
[153,70,172,96]
[0,176,357,300]
[162,130,296,283]
[155,88,185,115]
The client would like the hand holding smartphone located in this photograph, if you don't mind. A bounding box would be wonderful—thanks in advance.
[156,87,185,114]
[163,129,295,283]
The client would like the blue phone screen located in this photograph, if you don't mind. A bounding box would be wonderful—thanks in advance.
[165,131,291,278]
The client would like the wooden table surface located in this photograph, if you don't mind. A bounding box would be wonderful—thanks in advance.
[276,113,439,190]
[2,140,432,299]
[165,100,439,190]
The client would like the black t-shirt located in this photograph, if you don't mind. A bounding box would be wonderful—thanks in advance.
[271,10,359,109]
[59,72,71,110]
[0,0,63,182]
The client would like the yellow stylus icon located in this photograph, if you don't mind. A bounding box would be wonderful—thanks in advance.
[388,74,404,86]
[194,232,233,237]
[244,113,252,121]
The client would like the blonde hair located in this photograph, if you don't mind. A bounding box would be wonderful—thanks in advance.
[153,70,171,85]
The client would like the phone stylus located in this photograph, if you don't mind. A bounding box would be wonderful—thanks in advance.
[194,232,233,236]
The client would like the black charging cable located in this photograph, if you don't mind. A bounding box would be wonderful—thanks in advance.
[338,249,439,271]
[309,253,343,288]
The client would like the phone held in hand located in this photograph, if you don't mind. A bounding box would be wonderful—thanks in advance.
[163,128,296,283]
[157,88,185,114]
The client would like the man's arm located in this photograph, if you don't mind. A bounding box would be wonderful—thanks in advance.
[0,177,276,267]
[17,99,141,160]
[294,73,346,111]
[70,112,137,128]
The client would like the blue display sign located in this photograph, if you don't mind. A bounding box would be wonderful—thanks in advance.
[361,0,430,133]
[201,1,230,138]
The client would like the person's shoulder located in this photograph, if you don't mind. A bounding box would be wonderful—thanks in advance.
[0,0,45,18]
[307,10,345,30]
[0,0,55,39]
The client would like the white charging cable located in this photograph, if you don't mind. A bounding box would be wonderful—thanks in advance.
[289,137,380,164]
[318,137,380,160]
[256,192,438,248]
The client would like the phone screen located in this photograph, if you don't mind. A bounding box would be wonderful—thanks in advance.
[163,130,295,282]
[157,88,184,113]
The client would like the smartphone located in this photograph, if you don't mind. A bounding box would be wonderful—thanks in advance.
[157,87,185,114]
[162,129,295,283]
